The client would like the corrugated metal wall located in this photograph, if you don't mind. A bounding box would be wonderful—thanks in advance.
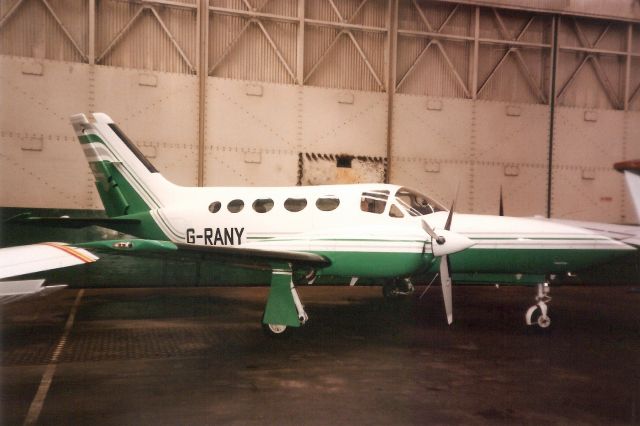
[1,0,639,223]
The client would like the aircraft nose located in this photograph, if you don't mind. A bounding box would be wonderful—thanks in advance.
[431,229,475,257]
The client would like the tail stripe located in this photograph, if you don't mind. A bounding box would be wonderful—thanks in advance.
[80,131,163,211]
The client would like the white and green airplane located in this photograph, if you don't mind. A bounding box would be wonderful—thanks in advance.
[7,113,636,334]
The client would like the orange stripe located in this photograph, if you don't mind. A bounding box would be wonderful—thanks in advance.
[40,243,96,264]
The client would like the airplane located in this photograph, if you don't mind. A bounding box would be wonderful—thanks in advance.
[7,112,635,334]
[537,160,640,247]
[0,242,98,303]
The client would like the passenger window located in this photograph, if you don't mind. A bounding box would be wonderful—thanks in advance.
[227,199,244,213]
[360,190,389,214]
[252,198,274,213]
[209,201,221,213]
[316,197,340,211]
[389,204,404,218]
[284,198,307,212]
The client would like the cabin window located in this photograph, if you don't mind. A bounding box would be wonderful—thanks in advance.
[389,204,404,218]
[284,198,307,212]
[252,198,274,213]
[360,190,389,214]
[395,187,445,216]
[209,202,221,213]
[316,197,340,211]
[227,199,244,213]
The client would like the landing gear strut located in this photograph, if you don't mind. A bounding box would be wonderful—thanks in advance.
[382,278,415,299]
[525,282,552,329]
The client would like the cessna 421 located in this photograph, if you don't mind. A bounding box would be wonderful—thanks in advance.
[6,113,636,334]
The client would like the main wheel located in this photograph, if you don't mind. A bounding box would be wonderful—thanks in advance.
[262,322,289,337]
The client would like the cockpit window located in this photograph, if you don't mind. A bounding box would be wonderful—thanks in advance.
[360,190,389,214]
[389,204,404,218]
[395,187,445,216]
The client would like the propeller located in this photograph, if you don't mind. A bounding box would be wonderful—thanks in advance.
[499,185,504,216]
[421,196,473,325]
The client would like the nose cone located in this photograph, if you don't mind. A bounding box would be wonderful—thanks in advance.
[432,229,476,257]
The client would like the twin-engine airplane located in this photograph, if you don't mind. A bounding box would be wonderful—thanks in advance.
[6,113,636,334]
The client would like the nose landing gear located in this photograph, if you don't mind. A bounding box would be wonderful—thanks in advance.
[525,282,552,329]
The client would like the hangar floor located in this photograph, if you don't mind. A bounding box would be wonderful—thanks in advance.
[2,285,639,425]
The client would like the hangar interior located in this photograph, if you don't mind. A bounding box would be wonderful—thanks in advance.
[1,0,640,223]
[2,2,640,425]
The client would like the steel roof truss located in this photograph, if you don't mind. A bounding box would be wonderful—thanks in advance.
[557,19,622,109]
[397,3,467,94]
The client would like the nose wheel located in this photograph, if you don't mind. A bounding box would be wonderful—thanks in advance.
[525,282,552,329]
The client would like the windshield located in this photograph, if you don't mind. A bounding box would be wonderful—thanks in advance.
[394,187,446,216]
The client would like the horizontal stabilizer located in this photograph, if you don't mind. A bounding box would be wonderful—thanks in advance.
[6,213,140,229]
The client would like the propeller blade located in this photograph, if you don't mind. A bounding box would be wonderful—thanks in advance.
[499,186,504,216]
[421,219,442,244]
[440,254,453,325]
[444,200,455,231]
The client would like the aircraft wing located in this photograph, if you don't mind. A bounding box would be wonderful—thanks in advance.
[76,239,331,270]
[0,243,98,303]
[535,217,640,247]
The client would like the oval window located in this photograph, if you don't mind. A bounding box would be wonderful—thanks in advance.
[316,197,340,211]
[209,201,221,213]
[284,198,307,212]
[252,198,274,213]
[227,199,244,213]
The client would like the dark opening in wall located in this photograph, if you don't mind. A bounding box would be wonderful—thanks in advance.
[336,156,353,168]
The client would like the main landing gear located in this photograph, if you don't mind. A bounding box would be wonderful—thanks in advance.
[382,278,415,299]
[262,267,309,337]
[525,282,552,329]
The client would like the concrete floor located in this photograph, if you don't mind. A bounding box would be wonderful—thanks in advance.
[1,285,639,425]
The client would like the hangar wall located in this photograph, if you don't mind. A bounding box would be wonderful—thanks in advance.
[1,0,639,224]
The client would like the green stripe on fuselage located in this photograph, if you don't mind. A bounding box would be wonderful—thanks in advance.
[445,247,631,275]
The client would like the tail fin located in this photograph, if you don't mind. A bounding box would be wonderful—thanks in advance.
[614,160,640,222]
[71,113,174,217]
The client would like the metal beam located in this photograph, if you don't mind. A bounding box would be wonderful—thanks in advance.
[96,6,146,63]
[398,28,550,49]
[41,0,88,62]
[346,31,384,90]
[88,0,95,65]
[255,19,298,83]
[547,15,559,218]
[624,23,632,110]
[386,0,398,183]
[197,0,208,186]
[0,0,25,31]
[296,0,305,85]
[395,39,435,90]
[208,20,252,74]
[303,31,343,84]
[141,0,197,10]
[149,6,195,72]
[434,40,470,97]
[471,6,480,99]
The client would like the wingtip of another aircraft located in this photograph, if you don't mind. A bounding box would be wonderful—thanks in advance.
[614,160,640,173]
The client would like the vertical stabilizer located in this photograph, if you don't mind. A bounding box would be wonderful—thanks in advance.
[70,113,175,217]
[614,160,640,223]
